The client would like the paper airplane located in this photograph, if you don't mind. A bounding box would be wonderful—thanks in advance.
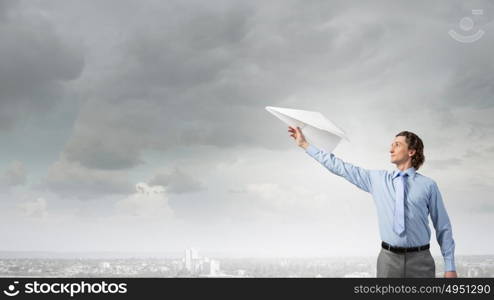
[265,106,347,152]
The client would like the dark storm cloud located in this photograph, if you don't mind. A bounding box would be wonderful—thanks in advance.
[51,0,494,173]
[0,0,84,130]
[63,102,147,170]
[60,1,372,170]
[148,167,205,194]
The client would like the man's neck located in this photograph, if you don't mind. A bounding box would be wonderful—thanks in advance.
[396,162,413,172]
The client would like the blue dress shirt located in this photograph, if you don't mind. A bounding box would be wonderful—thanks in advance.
[305,144,456,271]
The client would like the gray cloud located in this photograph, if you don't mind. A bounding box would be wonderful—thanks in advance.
[148,167,205,194]
[0,0,15,20]
[60,2,287,170]
[0,161,27,187]
[442,61,494,109]
[43,158,134,200]
[56,0,494,173]
[57,1,377,170]
[0,0,84,130]
[63,106,146,170]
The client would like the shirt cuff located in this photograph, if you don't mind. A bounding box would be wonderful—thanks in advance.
[444,257,456,272]
[304,144,320,157]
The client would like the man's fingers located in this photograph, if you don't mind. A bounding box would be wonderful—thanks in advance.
[288,126,302,140]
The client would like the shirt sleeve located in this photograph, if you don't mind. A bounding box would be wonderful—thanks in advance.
[429,182,456,272]
[305,144,373,193]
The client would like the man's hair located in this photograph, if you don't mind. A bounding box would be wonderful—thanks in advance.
[395,131,425,170]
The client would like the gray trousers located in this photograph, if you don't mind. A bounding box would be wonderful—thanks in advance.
[377,248,436,278]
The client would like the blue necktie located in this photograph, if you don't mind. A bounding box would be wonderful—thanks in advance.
[393,172,408,235]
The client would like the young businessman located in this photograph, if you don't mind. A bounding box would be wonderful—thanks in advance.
[288,126,457,278]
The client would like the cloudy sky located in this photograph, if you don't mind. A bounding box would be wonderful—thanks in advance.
[1,0,493,258]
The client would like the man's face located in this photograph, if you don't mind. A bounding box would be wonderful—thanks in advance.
[390,136,415,165]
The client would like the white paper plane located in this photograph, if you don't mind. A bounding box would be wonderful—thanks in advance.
[266,106,347,152]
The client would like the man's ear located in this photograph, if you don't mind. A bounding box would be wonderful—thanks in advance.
[409,149,416,157]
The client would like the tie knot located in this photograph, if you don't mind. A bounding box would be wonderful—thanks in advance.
[397,171,408,178]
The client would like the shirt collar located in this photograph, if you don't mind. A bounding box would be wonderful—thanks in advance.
[392,167,416,179]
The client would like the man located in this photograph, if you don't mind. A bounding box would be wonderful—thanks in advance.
[288,126,457,278]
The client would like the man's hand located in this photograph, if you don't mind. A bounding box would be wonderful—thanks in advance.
[444,271,458,278]
[288,126,309,149]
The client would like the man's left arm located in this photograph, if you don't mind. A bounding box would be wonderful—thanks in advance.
[429,182,457,278]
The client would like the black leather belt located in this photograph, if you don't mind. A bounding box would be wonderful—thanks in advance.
[381,241,430,253]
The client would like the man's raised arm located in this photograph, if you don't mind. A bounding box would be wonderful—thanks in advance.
[289,126,373,193]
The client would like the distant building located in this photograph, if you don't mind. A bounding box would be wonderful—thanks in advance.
[184,248,199,272]
[182,248,222,276]
[208,260,220,276]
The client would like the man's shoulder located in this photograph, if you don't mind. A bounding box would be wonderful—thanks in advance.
[414,172,438,188]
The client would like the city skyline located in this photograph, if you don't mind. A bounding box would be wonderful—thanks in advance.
[1,252,493,278]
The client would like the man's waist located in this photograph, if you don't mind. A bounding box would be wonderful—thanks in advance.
[381,241,430,254]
